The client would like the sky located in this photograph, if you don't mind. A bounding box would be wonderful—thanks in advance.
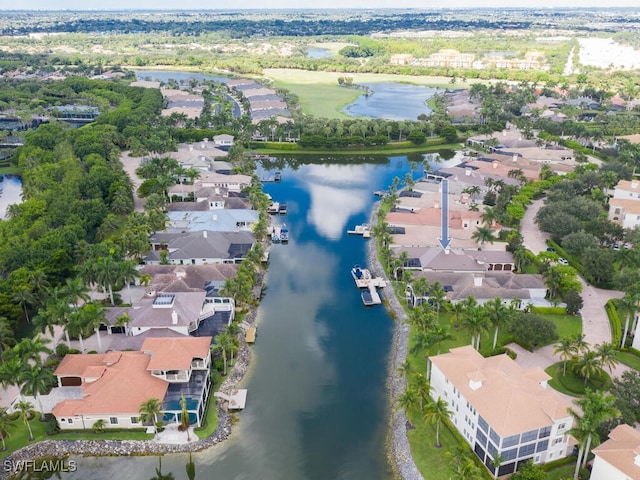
[7,1,640,9]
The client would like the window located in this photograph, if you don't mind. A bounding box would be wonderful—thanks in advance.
[503,434,520,448]
[109,417,118,425]
[477,430,488,447]
[519,444,535,457]
[554,437,564,445]
[558,423,565,430]
[536,440,549,452]
[539,426,551,438]
[478,416,489,433]
[521,429,538,443]
[487,442,497,457]
[131,417,139,424]
[502,448,517,461]
[489,429,500,447]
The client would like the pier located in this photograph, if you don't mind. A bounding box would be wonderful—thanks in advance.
[347,224,370,237]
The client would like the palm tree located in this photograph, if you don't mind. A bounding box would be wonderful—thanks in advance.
[212,332,234,376]
[395,385,420,418]
[573,349,603,386]
[424,396,452,447]
[13,335,52,366]
[19,366,55,420]
[448,301,465,327]
[15,400,35,441]
[513,246,530,273]
[554,336,576,376]
[139,398,163,434]
[569,389,621,479]
[80,302,107,352]
[485,298,510,350]
[571,333,589,355]
[119,260,140,305]
[462,305,489,350]
[12,285,35,324]
[396,360,413,379]
[480,206,499,227]
[429,282,447,313]
[596,342,619,373]
[414,373,432,412]
[619,292,639,348]
[0,407,15,451]
[471,226,496,247]
[61,276,90,307]
[429,324,454,355]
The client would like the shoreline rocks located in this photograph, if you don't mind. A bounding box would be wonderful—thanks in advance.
[366,202,424,480]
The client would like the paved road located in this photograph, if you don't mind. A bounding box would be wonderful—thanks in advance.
[516,197,625,376]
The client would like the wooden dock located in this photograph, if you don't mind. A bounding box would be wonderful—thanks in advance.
[214,389,248,409]
[365,283,382,305]
[245,327,257,344]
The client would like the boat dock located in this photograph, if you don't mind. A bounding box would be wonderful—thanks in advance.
[214,389,247,409]
[245,327,257,344]
[271,224,289,243]
[347,224,370,237]
[351,265,386,305]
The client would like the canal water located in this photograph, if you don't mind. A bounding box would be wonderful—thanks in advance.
[60,154,430,480]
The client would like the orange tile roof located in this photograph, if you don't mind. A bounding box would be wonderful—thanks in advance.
[53,352,168,417]
[141,336,211,371]
[431,345,571,437]
[593,424,640,479]
[54,354,108,376]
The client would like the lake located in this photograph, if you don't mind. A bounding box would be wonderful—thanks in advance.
[343,82,438,121]
[60,154,431,480]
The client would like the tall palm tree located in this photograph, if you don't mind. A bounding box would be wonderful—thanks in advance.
[0,407,15,451]
[395,385,420,419]
[485,298,511,350]
[619,292,639,348]
[212,332,234,376]
[429,324,454,355]
[573,349,603,386]
[15,400,35,441]
[12,285,35,324]
[554,336,576,376]
[569,389,620,479]
[429,282,447,313]
[462,305,489,350]
[13,335,52,366]
[480,206,499,227]
[180,394,191,441]
[424,396,452,448]
[413,373,432,412]
[596,342,619,373]
[19,366,55,421]
[119,260,140,305]
[139,398,163,434]
[396,359,413,379]
[61,276,90,307]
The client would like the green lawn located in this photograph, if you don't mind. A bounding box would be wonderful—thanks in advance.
[545,362,611,397]
[544,463,576,480]
[406,408,491,480]
[55,429,152,441]
[265,68,455,118]
[194,397,219,439]
[545,314,582,340]
[615,350,640,371]
[0,417,48,460]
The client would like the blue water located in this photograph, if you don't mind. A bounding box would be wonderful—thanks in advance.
[344,82,438,121]
[133,70,230,84]
[307,47,334,59]
[61,155,422,480]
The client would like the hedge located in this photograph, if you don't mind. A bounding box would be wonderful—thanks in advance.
[541,455,577,471]
[530,306,567,315]
[605,299,622,348]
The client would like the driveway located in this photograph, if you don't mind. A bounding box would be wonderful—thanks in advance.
[514,197,625,375]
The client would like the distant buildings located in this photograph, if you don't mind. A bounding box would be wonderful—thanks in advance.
[609,179,640,229]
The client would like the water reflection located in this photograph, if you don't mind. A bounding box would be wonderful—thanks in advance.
[299,164,381,240]
[344,82,438,120]
[0,175,23,219]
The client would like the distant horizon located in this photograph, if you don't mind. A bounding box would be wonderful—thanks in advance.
[4,2,640,11]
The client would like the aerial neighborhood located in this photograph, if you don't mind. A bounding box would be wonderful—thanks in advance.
[2,7,640,480]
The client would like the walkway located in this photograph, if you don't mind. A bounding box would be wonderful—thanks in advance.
[515,197,626,377]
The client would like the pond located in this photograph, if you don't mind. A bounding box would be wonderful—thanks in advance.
[343,82,438,121]
[307,47,334,59]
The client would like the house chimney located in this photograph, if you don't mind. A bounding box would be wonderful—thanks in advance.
[171,310,178,325]
[434,201,440,209]
[492,161,498,169]
[465,168,472,176]
[203,231,207,239]
[632,181,638,189]
[512,154,518,162]
[189,145,193,152]
[474,276,483,287]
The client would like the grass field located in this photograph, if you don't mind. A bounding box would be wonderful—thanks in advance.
[615,350,640,371]
[264,68,457,119]
[545,362,611,396]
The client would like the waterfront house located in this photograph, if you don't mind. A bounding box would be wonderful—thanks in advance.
[591,424,640,480]
[52,336,212,431]
[429,346,574,476]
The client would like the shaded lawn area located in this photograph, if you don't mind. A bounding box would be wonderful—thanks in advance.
[544,464,576,480]
[0,418,48,460]
[545,362,611,397]
[544,314,582,341]
[615,350,640,371]
[405,408,491,480]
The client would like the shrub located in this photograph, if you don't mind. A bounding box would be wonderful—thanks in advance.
[509,313,558,350]
[55,343,69,357]
[605,300,622,348]
[45,418,60,436]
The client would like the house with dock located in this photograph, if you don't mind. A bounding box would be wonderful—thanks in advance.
[52,336,213,431]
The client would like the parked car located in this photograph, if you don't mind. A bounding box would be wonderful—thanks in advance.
[558,257,569,265]
[546,247,556,253]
